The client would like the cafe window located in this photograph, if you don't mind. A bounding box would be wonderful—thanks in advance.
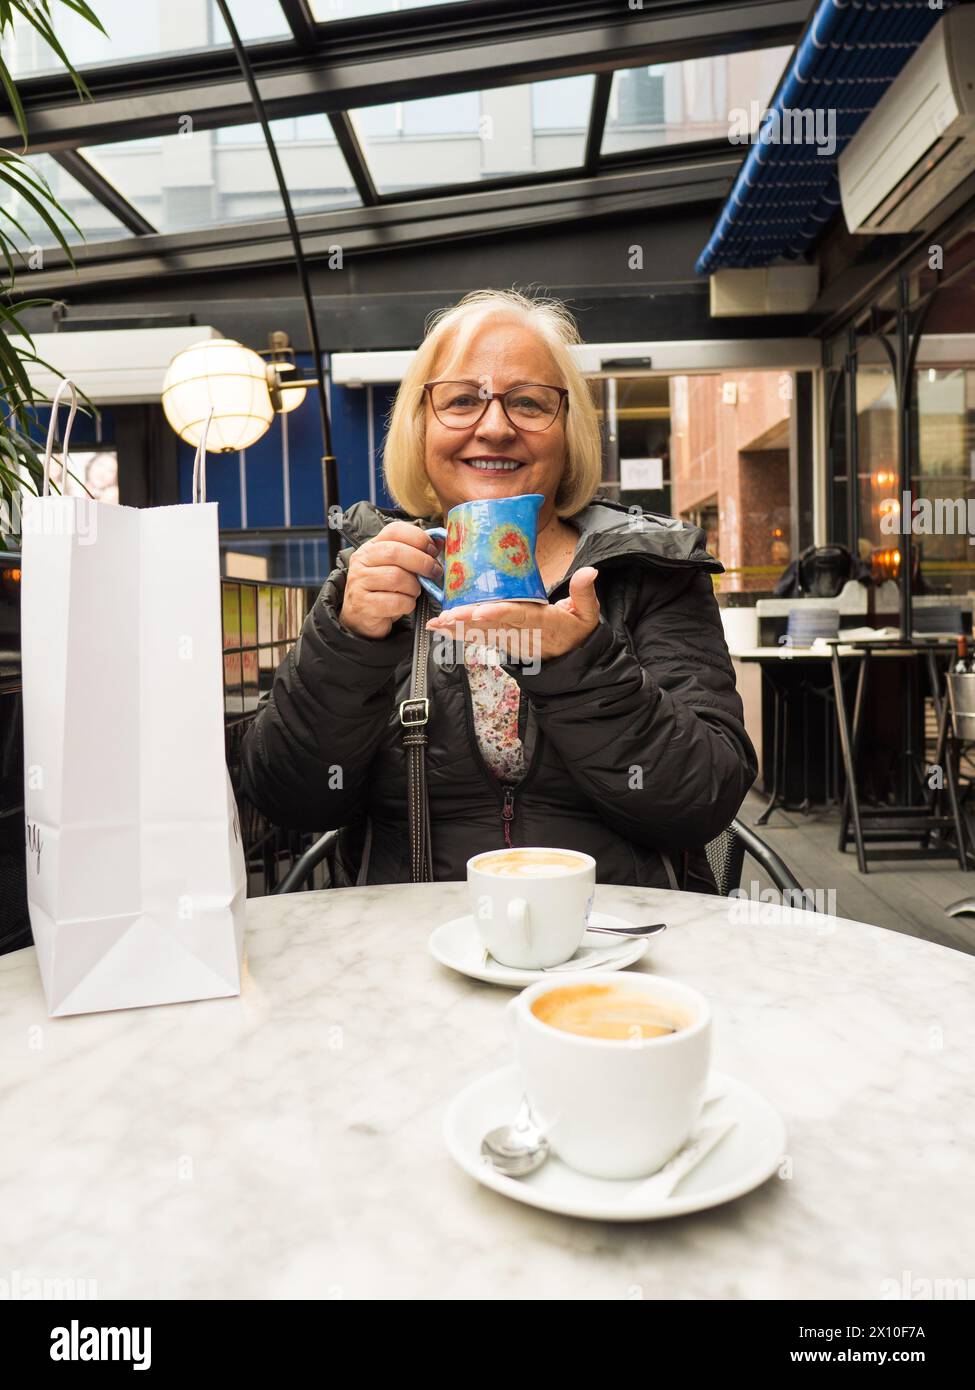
[672,371,799,595]
[855,359,899,568]
[615,378,672,516]
[826,227,975,595]
[589,369,807,596]
[910,364,975,596]
[601,47,792,154]
[826,369,848,550]
[913,276,975,596]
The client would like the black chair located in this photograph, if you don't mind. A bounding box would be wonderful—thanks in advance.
[228,715,332,896]
[705,817,808,901]
[773,543,867,599]
[273,827,342,894]
[272,816,811,904]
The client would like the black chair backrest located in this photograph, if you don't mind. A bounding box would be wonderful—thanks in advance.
[706,818,809,904]
[798,545,852,598]
[774,543,869,600]
[271,818,812,906]
[705,823,747,897]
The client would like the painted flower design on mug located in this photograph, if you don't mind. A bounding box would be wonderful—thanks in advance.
[488,523,532,577]
[446,559,468,597]
[445,518,469,557]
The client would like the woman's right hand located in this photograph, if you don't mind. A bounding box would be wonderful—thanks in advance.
[339,521,443,639]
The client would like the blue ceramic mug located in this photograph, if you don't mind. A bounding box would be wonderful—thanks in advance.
[418,494,548,610]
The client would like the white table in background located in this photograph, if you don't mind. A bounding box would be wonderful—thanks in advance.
[1,882,973,1300]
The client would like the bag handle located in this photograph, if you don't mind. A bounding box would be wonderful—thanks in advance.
[41,379,79,497]
[191,409,215,504]
[401,589,434,882]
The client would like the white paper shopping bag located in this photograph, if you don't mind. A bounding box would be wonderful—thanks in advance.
[21,383,246,1016]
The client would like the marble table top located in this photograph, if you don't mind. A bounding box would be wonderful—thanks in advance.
[2,882,973,1300]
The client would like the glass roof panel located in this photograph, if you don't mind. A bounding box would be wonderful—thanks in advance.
[309,0,469,18]
[82,118,360,235]
[0,0,290,79]
[350,76,595,194]
[601,47,794,154]
[0,153,132,249]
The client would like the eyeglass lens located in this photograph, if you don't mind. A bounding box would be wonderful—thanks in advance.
[429,382,561,430]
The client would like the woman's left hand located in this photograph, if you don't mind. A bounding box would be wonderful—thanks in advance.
[425,566,601,662]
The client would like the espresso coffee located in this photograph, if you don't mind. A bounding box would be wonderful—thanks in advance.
[474,849,584,878]
[531,983,687,1041]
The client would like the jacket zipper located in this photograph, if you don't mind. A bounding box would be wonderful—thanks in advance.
[501,785,515,848]
[458,665,545,848]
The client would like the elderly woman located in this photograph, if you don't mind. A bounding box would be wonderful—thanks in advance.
[240,290,756,890]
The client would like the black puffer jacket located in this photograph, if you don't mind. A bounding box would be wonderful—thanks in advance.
[240,497,757,891]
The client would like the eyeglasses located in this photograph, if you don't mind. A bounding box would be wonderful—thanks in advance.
[423,380,568,433]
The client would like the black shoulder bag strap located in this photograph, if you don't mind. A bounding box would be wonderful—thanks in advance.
[400,590,434,882]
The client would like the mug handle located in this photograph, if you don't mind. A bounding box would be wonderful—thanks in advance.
[417,526,447,606]
[507,897,532,957]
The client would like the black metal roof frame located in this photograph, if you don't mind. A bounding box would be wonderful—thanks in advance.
[2,0,808,293]
[21,151,746,294]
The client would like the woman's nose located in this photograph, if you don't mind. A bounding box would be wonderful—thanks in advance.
[475,398,516,440]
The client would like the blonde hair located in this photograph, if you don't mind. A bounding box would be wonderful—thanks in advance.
[382,288,603,520]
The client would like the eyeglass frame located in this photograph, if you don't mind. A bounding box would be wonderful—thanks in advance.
[422,380,569,433]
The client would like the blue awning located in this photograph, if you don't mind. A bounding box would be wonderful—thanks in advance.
[695,0,949,275]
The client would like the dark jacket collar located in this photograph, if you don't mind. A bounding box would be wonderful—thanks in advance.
[339,496,723,576]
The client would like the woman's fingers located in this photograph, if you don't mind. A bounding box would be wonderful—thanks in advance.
[357,537,442,580]
[356,565,421,598]
[564,567,601,621]
[427,601,535,629]
[362,590,418,619]
[341,524,440,637]
[471,603,535,628]
[375,520,441,555]
[424,569,601,659]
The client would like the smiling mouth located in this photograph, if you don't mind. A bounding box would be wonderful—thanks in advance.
[458,458,525,473]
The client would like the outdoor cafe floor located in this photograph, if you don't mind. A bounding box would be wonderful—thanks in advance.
[739,790,975,957]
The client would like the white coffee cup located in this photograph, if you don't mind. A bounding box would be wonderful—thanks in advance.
[467,847,595,970]
[507,972,711,1179]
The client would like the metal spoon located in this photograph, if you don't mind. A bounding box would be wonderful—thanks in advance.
[541,924,668,971]
[481,1094,550,1178]
[585,922,667,939]
[478,922,666,970]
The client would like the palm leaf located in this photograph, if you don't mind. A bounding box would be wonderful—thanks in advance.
[7,1,104,105]
[0,156,85,251]
[0,0,106,546]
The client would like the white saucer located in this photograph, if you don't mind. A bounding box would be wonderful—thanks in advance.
[443,1065,786,1221]
[429,911,650,986]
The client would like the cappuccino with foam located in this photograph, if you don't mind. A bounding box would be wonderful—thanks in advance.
[473,849,586,879]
